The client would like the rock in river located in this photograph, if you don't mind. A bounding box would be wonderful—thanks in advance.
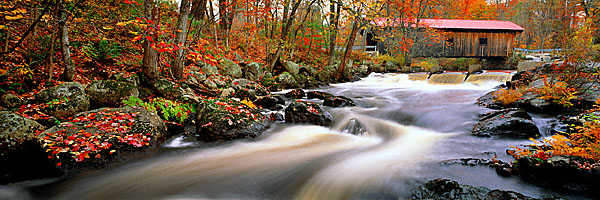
[472,108,540,139]
[411,178,541,200]
[284,101,332,126]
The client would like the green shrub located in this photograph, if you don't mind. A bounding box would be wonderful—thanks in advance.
[83,39,122,63]
[122,96,196,124]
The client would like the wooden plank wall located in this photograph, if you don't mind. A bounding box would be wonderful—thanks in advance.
[408,30,519,57]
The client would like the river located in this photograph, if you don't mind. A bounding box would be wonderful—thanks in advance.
[1,72,575,199]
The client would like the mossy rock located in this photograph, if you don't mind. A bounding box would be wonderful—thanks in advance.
[195,98,269,141]
[86,80,139,109]
[153,79,185,100]
[36,82,90,119]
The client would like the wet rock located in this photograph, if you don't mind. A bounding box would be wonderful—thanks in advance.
[0,111,59,184]
[324,96,356,107]
[242,62,263,82]
[195,98,269,141]
[410,179,538,200]
[269,112,284,121]
[284,101,332,126]
[231,78,268,100]
[340,118,367,135]
[254,95,285,110]
[0,93,22,109]
[284,89,305,99]
[35,82,90,119]
[307,91,334,100]
[152,78,186,100]
[36,106,167,176]
[472,108,540,139]
[220,58,242,78]
[283,61,300,75]
[515,156,600,195]
[86,80,139,108]
[276,72,299,89]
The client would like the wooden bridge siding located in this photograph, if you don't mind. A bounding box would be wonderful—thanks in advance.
[449,31,516,57]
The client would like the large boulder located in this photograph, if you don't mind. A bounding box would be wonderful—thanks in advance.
[472,108,540,139]
[317,65,337,82]
[231,78,269,100]
[195,98,269,141]
[186,66,207,87]
[323,96,356,107]
[36,106,167,175]
[253,95,285,110]
[86,80,138,108]
[243,62,264,82]
[307,91,334,100]
[0,93,22,109]
[152,78,186,100]
[276,72,299,89]
[0,111,59,184]
[476,90,507,110]
[411,179,538,200]
[201,64,220,75]
[35,82,90,119]
[284,101,333,126]
[515,156,600,195]
[220,58,243,78]
[284,89,305,99]
[283,61,300,75]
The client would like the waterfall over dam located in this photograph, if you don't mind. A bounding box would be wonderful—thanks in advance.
[407,71,514,85]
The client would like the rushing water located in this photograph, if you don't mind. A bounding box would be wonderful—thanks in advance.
[1,73,579,199]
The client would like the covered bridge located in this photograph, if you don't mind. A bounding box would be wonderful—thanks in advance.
[369,19,524,58]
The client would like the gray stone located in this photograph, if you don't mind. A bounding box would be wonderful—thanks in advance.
[220,88,235,98]
[220,58,242,78]
[35,82,90,119]
[430,65,443,74]
[277,72,299,89]
[201,64,219,75]
[411,179,537,200]
[340,118,367,135]
[284,101,333,126]
[86,80,138,108]
[243,62,263,82]
[204,79,218,89]
[153,79,185,100]
[283,61,300,75]
[472,108,540,139]
[0,93,22,108]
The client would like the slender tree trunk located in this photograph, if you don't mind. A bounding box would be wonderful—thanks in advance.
[46,0,61,82]
[336,20,359,81]
[327,2,341,66]
[142,0,159,84]
[59,0,74,81]
[267,0,302,71]
[171,0,192,80]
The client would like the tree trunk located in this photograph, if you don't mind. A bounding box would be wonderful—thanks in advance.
[336,20,359,81]
[59,0,74,81]
[142,0,159,84]
[327,2,341,66]
[46,0,61,82]
[171,0,192,80]
[267,0,302,71]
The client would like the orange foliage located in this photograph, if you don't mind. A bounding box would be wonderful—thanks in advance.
[493,88,523,105]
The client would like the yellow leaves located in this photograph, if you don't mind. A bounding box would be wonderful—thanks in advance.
[493,88,523,105]
[241,98,257,109]
[5,15,24,20]
[0,25,5,30]
[128,30,139,35]
[102,26,114,30]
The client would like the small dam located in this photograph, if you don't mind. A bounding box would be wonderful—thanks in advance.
[407,71,513,85]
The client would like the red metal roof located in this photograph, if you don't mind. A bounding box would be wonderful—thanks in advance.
[373,18,524,31]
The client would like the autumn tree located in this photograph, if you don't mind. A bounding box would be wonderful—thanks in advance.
[141,0,159,84]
